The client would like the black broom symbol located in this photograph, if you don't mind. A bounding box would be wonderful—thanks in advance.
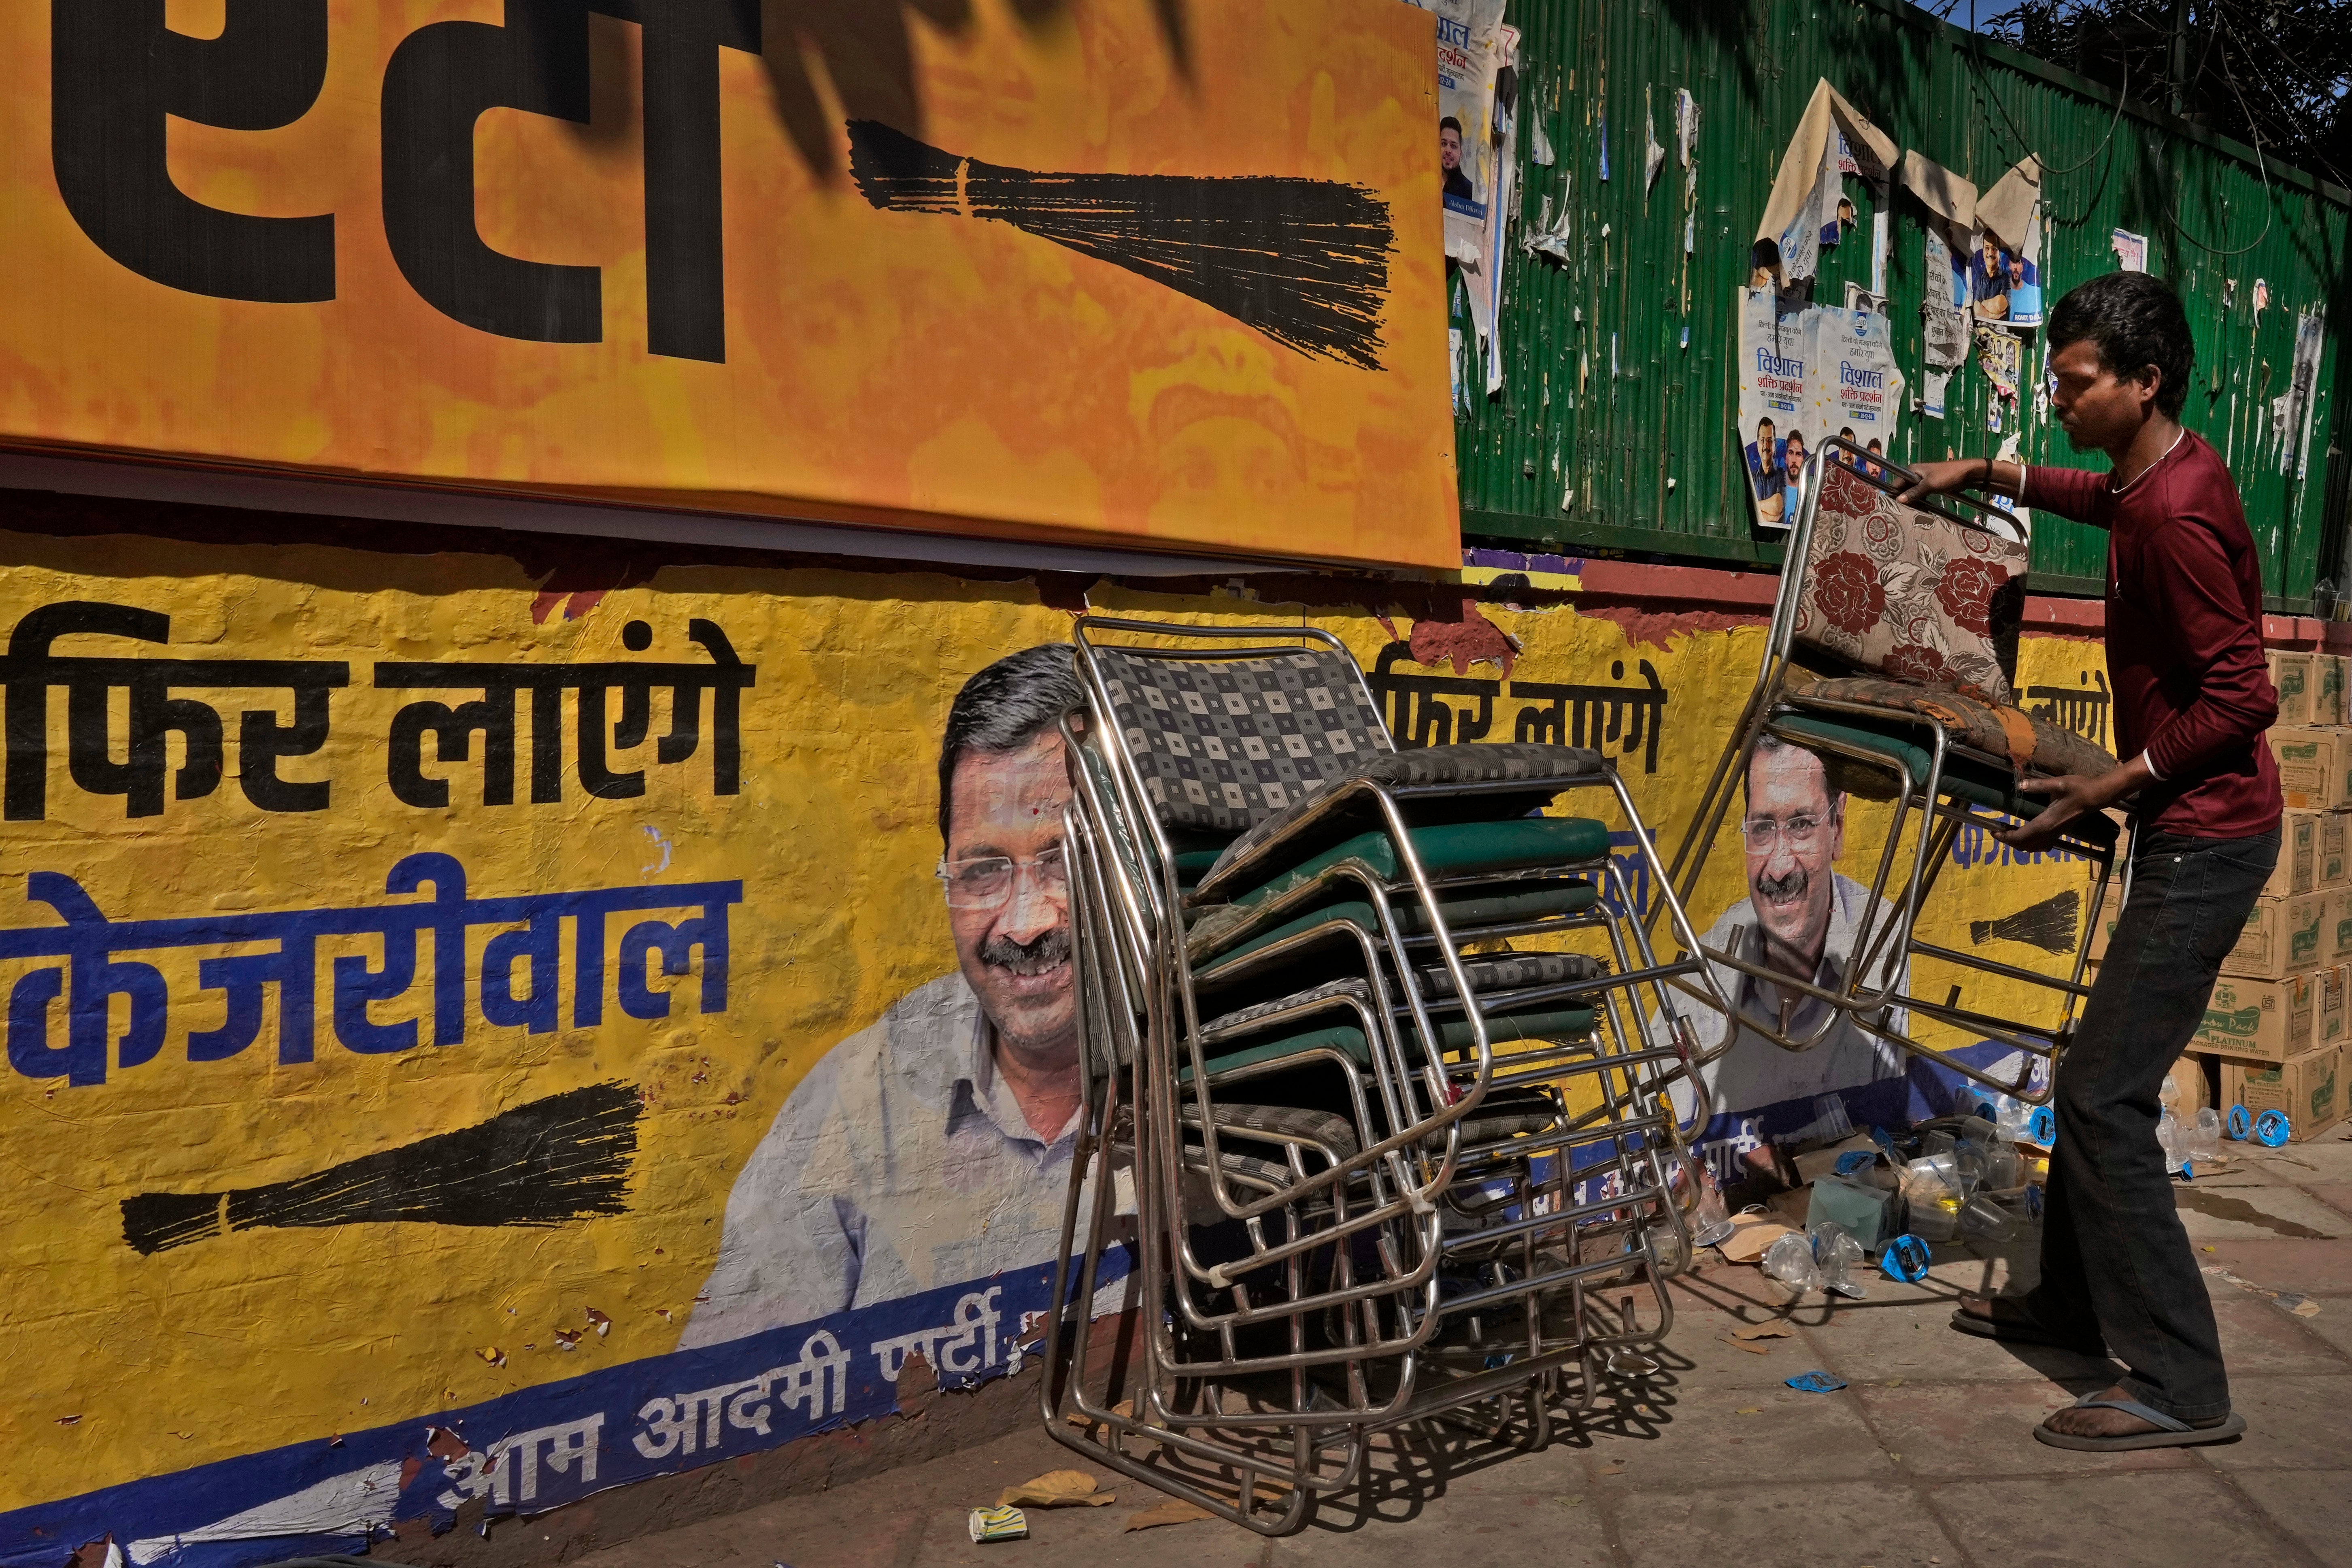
[1969,889,2081,955]
[120,1081,640,1256]
[844,119,1395,370]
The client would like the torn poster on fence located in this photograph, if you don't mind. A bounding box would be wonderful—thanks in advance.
[1645,87,1666,198]
[1977,325,2021,402]
[1923,227,1969,370]
[1471,25,1521,395]
[1740,289,1809,527]
[1416,0,1510,263]
[1819,305,1903,461]
[1990,433,2031,538]
[2112,228,2147,273]
[1976,157,2044,327]
[1524,185,1572,263]
[1753,80,1895,287]
[1924,369,1950,421]
[2279,310,2326,479]
[1736,289,1903,528]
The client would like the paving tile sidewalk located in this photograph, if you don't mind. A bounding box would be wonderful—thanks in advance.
[571,1137,2352,1568]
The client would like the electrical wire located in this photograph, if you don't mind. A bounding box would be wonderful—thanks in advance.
[1969,9,2280,256]
[1963,31,2131,176]
[2168,20,2277,257]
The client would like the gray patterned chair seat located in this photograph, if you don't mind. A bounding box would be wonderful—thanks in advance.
[1180,1102,1363,1162]
[1089,646,1605,902]
[1416,951,1609,1000]
[1199,955,1608,1042]
[1089,645,1394,836]
[1200,977,1374,1039]
[1202,743,1607,896]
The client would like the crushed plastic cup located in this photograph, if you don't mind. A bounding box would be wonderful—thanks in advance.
[1907,1152,1961,1189]
[1669,1154,1736,1249]
[1978,1094,2035,1141]
[1900,1157,1962,1242]
[1980,1140,2022,1191]
[1880,1234,1933,1282]
[1952,1141,1989,1196]
[1763,1230,1823,1294]
[1692,1176,1735,1248]
[1959,1194,2019,1240]
[1810,1094,1854,1142]
[2188,1106,2222,1164]
[1809,1220,1868,1298]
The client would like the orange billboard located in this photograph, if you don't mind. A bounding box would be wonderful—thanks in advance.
[0,1,1457,568]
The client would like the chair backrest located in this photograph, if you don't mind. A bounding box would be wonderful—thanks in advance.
[1087,645,1393,835]
[1793,457,2027,703]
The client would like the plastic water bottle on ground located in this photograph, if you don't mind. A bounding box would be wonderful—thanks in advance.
[2156,1109,2190,1177]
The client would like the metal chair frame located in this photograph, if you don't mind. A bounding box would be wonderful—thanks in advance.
[1666,437,2119,1104]
[1040,616,1734,1533]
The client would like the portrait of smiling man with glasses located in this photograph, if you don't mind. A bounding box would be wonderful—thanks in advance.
[1669,734,1909,1181]
[681,646,1100,1347]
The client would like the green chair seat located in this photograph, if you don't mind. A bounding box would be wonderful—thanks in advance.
[1197,881,1601,970]
[1173,848,1224,881]
[1231,818,1612,910]
[1771,714,2018,814]
[1180,1006,1596,1083]
[1773,712,2118,847]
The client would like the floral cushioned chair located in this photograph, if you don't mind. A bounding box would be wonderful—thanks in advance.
[1666,439,2121,1105]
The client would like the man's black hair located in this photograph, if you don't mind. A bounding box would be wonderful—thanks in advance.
[2047,270,2195,419]
[1439,115,1463,136]
[938,644,1085,843]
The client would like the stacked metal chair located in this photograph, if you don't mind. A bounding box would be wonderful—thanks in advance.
[1038,616,1731,1533]
[1667,437,2122,1106]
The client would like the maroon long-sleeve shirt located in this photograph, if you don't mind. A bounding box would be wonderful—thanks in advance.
[2022,431,2282,839]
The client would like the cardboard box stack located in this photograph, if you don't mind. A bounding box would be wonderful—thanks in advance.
[2191,649,2352,1140]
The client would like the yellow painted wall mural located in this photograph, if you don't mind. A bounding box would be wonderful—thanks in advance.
[0,526,2112,1562]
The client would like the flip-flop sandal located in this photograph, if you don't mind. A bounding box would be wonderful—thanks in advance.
[2032,1393,2247,1451]
[1949,1303,2106,1355]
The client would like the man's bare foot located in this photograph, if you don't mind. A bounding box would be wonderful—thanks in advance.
[1958,1294,1995,1322]
[2041,1383,2217,1438]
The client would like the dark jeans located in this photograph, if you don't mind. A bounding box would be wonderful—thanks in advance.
[2026,825,2278,1422]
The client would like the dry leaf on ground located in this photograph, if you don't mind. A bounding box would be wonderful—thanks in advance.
[1731,1324,1793,1341]
[997,1470,1115,1508]
[1063,1398,1136,1428]
[1126,1499,1216,1531]
[1722,1336,1774,1356]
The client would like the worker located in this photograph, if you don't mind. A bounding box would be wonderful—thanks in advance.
[1897,270,2278,1451]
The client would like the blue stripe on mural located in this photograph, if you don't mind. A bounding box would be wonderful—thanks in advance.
[1,1250,1130,1568]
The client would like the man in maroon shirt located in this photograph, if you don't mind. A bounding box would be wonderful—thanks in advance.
[1900,270,2279,1450]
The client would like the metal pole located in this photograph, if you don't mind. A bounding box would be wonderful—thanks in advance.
[2169,0,2190,116]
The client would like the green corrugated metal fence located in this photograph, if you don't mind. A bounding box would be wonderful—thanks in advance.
[1455,0,2351,609]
